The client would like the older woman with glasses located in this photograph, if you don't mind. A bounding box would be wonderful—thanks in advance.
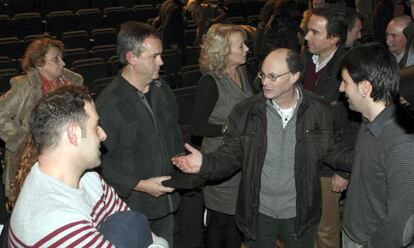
[190,23,254,248]
[0,37,83,203]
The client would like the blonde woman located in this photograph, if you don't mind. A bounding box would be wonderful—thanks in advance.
[190,23,254,248]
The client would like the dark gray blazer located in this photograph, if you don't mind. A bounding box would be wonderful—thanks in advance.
[96,75,182,219]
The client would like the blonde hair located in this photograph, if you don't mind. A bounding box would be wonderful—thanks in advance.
[199,23,247,74]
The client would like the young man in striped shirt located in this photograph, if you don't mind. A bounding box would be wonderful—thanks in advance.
[8,86,156,247]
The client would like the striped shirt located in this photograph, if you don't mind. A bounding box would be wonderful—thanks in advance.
[9,163,129,247]
[343,105,414,247]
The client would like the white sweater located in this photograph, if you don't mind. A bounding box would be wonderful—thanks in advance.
[9,163,129,247]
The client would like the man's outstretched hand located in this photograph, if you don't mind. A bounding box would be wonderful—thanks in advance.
[171,143,203,173]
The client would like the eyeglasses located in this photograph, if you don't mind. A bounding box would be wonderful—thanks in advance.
[257,71,291,82]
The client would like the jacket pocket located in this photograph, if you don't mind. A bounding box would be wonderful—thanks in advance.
[305,128,330,154]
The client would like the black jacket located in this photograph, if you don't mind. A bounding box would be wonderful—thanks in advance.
[96,75,182,219]
[199,89,337,239]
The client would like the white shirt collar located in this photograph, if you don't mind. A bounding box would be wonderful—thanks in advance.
[311,48,337,72]
[271,88,300,128]
[395,52,404,63]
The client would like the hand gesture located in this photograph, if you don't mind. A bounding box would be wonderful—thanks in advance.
[135,176,174,198]
[171,143,202,174]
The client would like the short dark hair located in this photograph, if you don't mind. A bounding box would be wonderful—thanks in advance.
[340,42,399,104]
[346,7,363,32]
[29,85,92,152]
[117,21,161,65]
[286,49,304,73]
[312,5,347,46]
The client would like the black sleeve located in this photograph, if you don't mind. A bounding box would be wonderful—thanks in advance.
[323,130,354,173]
[190,74,222,137]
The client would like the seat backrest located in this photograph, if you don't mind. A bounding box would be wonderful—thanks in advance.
[184,29,197,47]
[46,11,76,38]
[91,76,114,99]
[103,6,125,14]
[13,12,44,39]
[9,0,35,14]
[173,86,198,125]
[62,30,91,50]
[0,15,13,38]
[180,70,201,88]
[63,48,90,66]
[185,19,197,30]
[183,46,200,66]
[0,57,12,70]
[65,0,91,12]
[91,28,117,46]
[103,7,128,29]
[117,0,138,8]
[129,4,158,22]
[38,0,66,17]
[0,37,24,60]
[90,44,117,61]
[108,55,122,76]
[179,64,200,74]
[91,0,114,10]
[37,0,65,16]
[72,57,106,67]
[75,8,103,32]
[225,16,247,25]
[161,49,183,76]
[71,61,109,90]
